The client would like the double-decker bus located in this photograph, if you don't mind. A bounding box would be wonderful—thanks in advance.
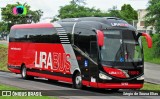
[8,17,152,90]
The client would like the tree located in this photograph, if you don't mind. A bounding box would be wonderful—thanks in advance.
[50,16,59,22]
[145,0,160,33]
[0,21,7,33]
[58,0,108,19]
[1,2,43,32]
[145,0,160,57]
[70,0,86,5]
[108,6,122,18]
[120,4,138,23]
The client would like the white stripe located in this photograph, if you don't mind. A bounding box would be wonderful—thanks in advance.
[58,32,66,33]
[57,30,65,32]
[61,40,69,41]
[59,36,68,37]
[61,42,70,43]
[60,38,68,39]
[58,34,67,35]
[71,22,77,44]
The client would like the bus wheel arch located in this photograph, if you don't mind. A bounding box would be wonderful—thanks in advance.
[21,63,34,80]
[72,70,83,89]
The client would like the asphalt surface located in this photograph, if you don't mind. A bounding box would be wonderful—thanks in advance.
[0,71,159,99]
[144,62,160,84]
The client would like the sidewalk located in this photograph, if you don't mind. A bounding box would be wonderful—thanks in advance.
[0,40,8,45]
[144,62,160,84]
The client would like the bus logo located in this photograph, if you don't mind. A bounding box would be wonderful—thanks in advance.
[35,51,71,73]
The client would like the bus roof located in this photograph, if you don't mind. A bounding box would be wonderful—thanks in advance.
[11,23,53,29]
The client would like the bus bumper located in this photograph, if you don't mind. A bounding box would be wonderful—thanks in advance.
[97,83,143,89]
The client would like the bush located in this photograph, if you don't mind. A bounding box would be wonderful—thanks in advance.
[152,34,160,57]
[142,34,160,64]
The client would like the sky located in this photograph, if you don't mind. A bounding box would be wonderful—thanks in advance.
[0,0,149,22]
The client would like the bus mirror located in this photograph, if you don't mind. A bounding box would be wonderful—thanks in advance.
[96,30,104,47]
[140,32,152,48]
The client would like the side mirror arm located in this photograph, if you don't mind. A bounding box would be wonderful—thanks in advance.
[137,32,152,48]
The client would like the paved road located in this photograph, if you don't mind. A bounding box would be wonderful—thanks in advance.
[0,40,8,45]
[144,62,160,84]
[0,71,159,99]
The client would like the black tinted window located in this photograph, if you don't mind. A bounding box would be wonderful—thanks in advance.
[10,28,60,43]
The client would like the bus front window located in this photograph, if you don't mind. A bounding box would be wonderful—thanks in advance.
[101,30,142,63]
[123,40,142,62]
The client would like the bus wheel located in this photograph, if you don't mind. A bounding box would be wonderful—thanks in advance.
[73,72,82,89]
[21,65,34,80]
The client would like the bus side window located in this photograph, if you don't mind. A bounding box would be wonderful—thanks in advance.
[90,41,98,62]
[9,29,16,42]
[15,29,28,41]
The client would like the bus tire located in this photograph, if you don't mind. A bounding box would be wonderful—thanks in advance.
[21,65,34,80]
[73,72,82,89]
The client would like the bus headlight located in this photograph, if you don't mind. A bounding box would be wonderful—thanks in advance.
[137,75,144,80]
[99,72,112,80]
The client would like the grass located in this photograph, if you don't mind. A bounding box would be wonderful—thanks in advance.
[142,83,160,91]
[142,35,160,64]
[0,44,8,71]
[0,84,55,99]
[0,84,20,90]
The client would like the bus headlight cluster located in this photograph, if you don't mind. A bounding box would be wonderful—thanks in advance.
[137,75,144,80]
[99,72,112,80]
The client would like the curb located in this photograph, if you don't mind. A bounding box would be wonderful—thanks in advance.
[0,70,11,73]
[145,80,160,85]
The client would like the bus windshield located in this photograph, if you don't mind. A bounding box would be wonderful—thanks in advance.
[101,30,142,62]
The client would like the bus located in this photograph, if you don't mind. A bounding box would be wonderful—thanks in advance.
[8,17,152,90]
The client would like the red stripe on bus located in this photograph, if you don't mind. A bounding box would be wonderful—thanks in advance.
[82,80,143,89]
[27,71,72,83]
[8,68,21,74]
[97,83,143,89]
[11,23,53,29]
[82,80,89,86]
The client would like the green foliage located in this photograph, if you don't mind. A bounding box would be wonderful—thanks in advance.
[120,4,138,23]
[0,21,8,33]
[58,3,108,19]
[57,0,137,24]
[70,0,86,5]
[145,0,160,33]
[142,34,160,64]
[0,44,8,71]
[107,6,122,18]
[142,83,160,91]
[152,34,160,57]
[1,2,43,32]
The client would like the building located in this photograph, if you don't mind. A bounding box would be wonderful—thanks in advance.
[136,9,155,34]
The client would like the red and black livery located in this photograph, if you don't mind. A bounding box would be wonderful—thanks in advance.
[8,17,152,90]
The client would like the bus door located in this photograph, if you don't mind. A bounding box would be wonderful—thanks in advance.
[89,41,99,87]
